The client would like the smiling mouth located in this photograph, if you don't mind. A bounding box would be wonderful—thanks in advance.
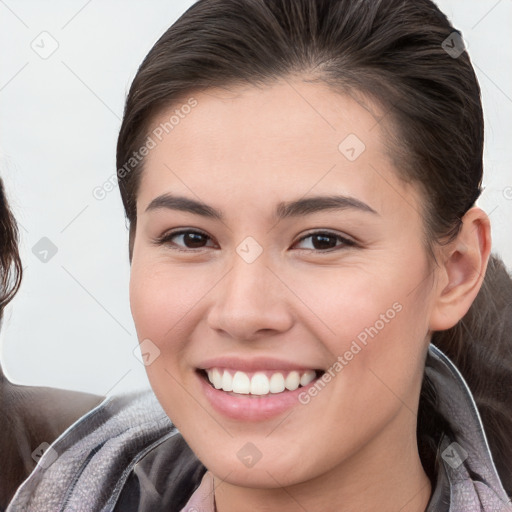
[198,368,325,396]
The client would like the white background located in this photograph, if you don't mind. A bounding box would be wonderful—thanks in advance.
[1,0,511,396]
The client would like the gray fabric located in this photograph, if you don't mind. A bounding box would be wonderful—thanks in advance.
[7,344,512,512]
[6,391,177,512]
[424,344,512,511]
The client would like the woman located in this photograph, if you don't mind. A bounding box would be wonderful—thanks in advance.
[7,0,512,510]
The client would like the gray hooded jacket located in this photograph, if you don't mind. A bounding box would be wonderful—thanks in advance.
[6,344,512,511]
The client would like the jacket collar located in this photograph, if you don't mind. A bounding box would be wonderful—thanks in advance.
[424,344,511,511]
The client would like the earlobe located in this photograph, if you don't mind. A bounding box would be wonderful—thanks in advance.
[429,207,492,331]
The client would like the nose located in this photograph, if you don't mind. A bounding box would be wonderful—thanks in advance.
[206,252,294,341]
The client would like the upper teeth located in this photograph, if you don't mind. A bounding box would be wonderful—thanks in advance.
[206,368,317,395]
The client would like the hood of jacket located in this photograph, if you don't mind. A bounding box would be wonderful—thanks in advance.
[7,344,512,512]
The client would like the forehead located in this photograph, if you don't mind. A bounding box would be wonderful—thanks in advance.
[146,79,383,161]
[137,79,420,219]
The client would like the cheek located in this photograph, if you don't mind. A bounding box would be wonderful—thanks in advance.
[129,260,201,427]
[129,259,206,342]
[292,258,432,390]
[129,260,191,394]
[297,258,428,339]
[129,258,220,401]
[129,265,169,343]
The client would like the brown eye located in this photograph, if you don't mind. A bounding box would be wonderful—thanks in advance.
[156,229,214,251]
[294,231,356,252]
[180,232,208,248]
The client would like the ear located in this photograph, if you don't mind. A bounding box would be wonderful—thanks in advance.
[429,207,492,331]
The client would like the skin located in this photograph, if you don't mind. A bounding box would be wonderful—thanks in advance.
[129,78,491,511]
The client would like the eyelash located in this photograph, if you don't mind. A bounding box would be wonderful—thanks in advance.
[153,229,357,253]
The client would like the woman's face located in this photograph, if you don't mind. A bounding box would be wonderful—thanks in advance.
[130,79,437,489]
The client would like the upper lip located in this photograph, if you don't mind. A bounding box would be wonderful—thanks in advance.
[197,356,322,373]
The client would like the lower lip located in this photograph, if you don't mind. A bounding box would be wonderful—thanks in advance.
[197,371,322,421]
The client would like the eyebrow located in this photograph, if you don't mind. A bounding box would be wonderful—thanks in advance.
[145,193,378,220]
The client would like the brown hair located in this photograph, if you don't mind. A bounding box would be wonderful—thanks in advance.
[0,178,22,319]
[116,0,512,494]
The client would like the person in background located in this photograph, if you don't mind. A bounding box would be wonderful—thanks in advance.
[0,177,103,510]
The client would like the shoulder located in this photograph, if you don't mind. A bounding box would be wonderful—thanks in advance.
[7,389,203,512]
[425,344,512,511]
[0,369,103,508]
